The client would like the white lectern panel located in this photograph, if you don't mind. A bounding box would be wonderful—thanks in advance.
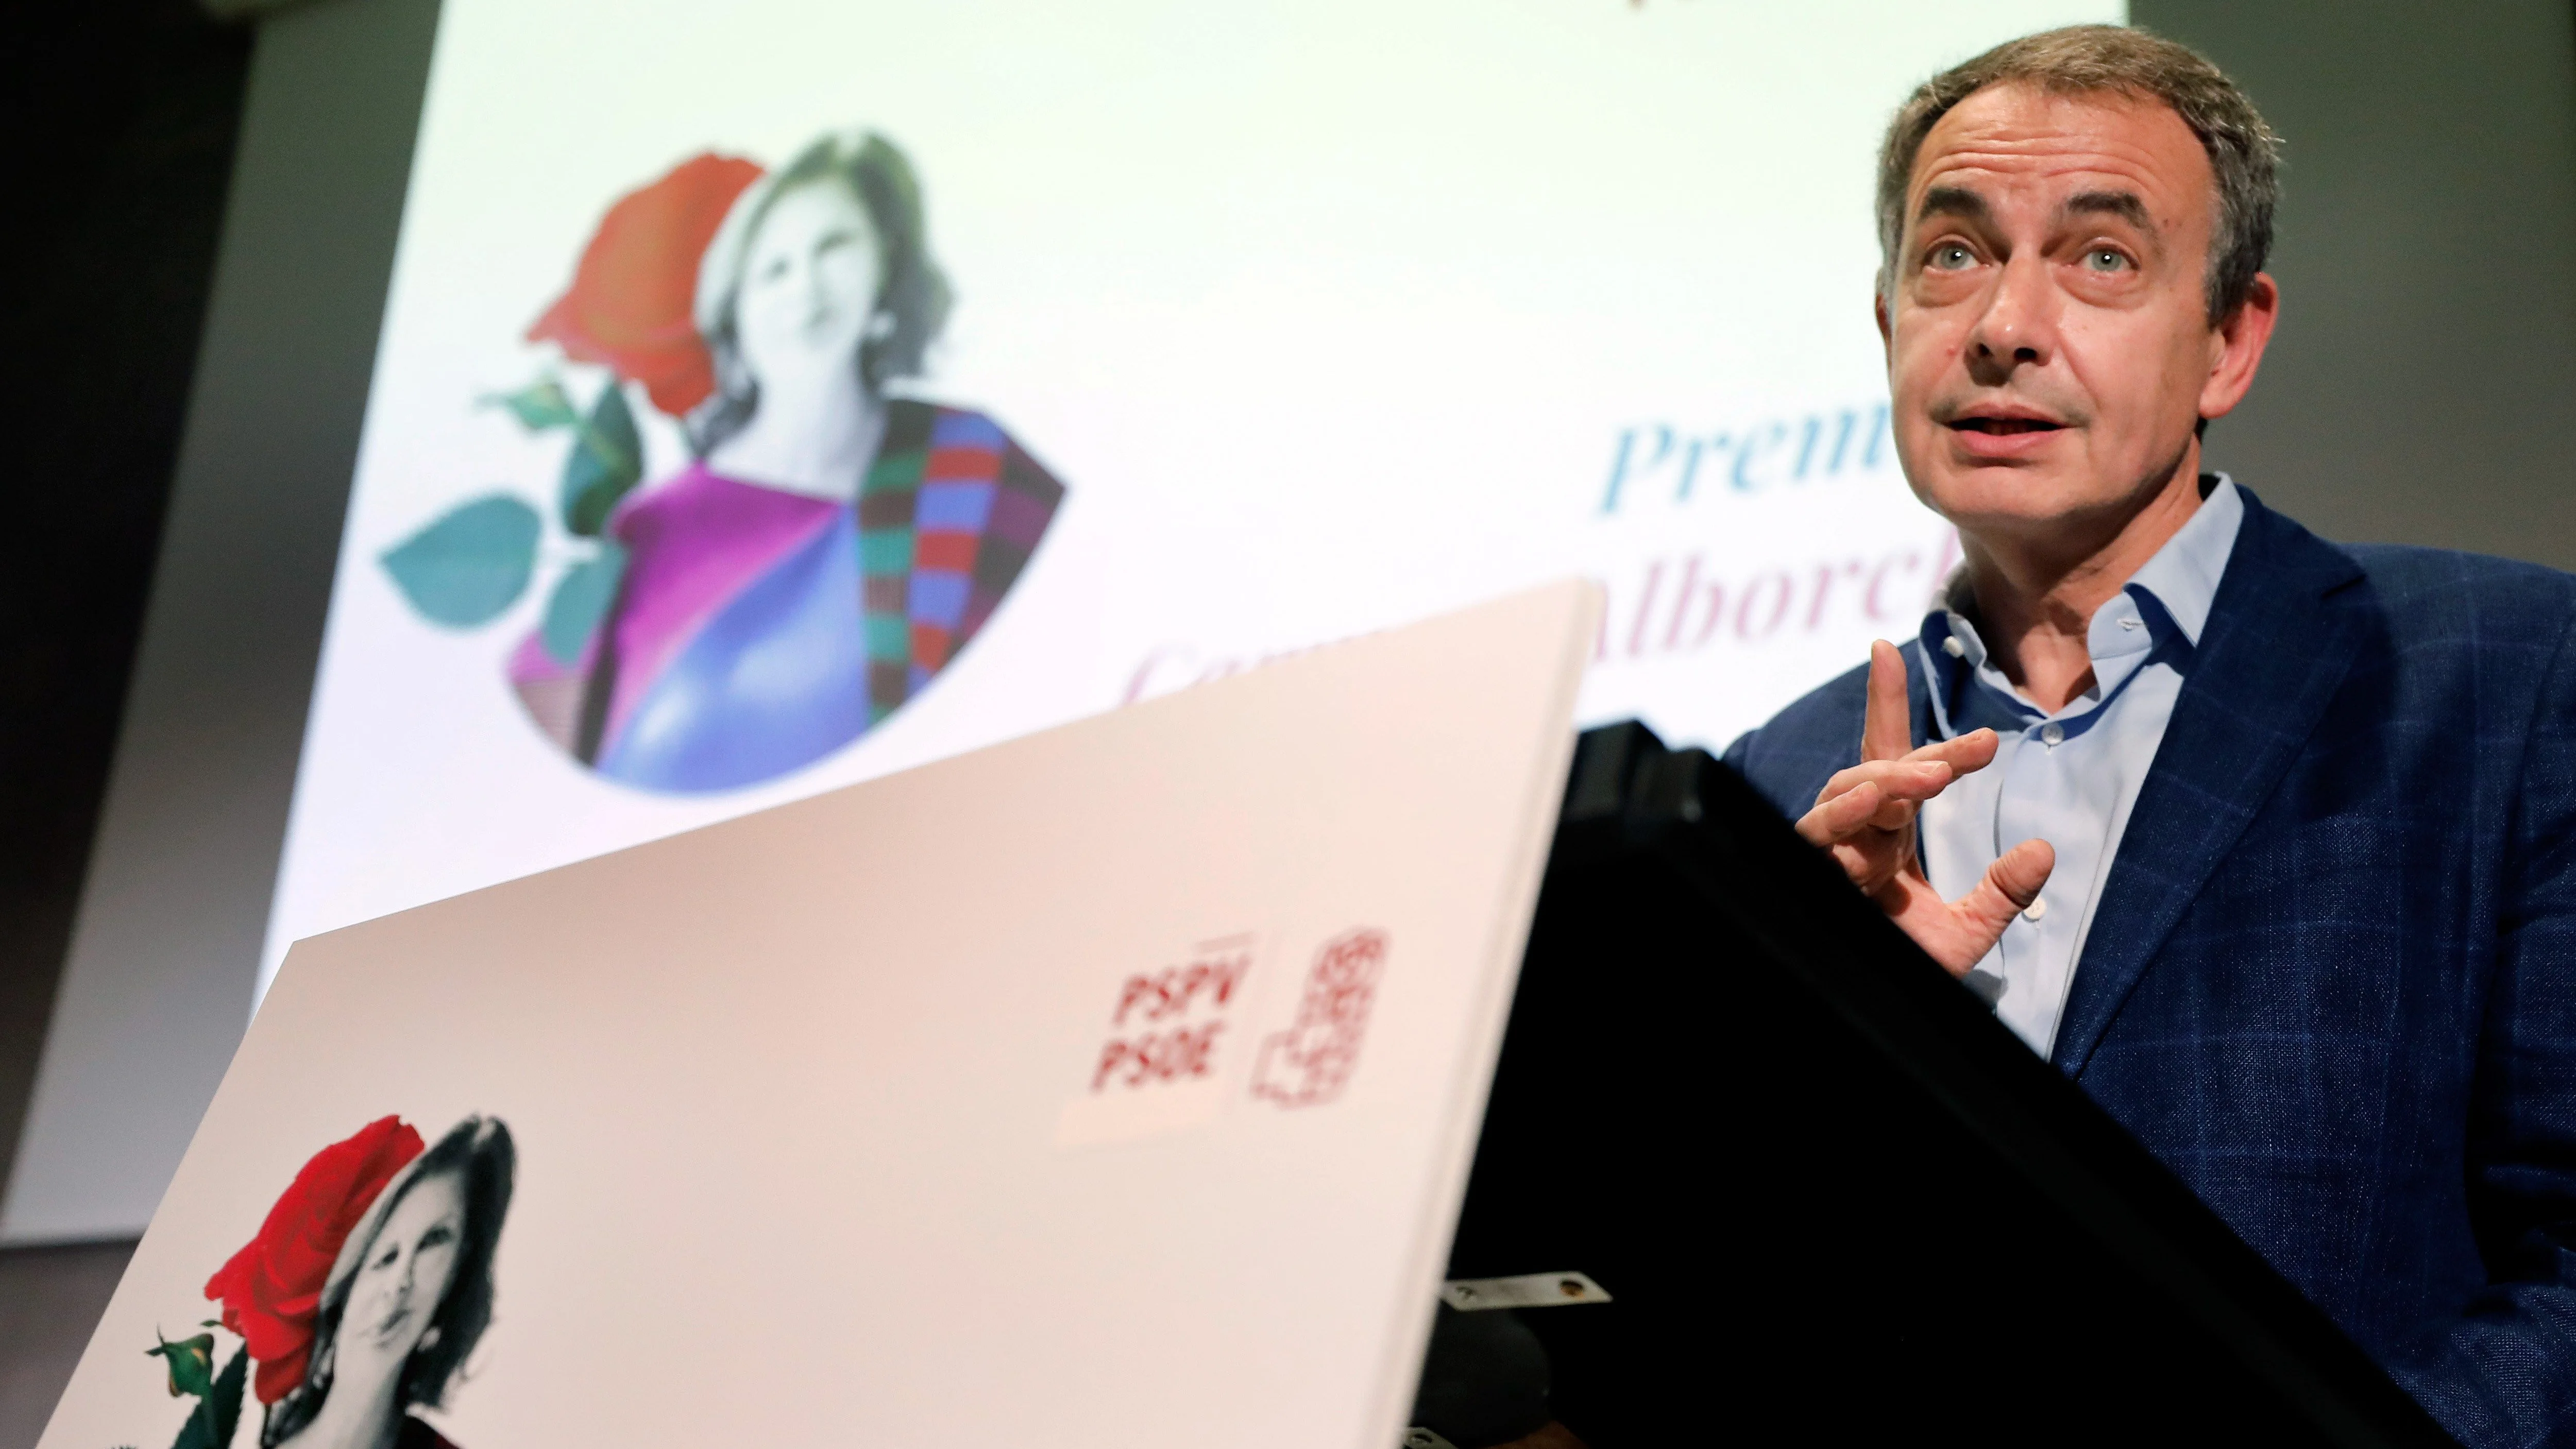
[40,582,1596,1449]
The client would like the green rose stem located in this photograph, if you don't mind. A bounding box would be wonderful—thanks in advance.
[147,1329,245,1449]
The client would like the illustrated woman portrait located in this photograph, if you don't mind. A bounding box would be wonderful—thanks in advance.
[501,130,1068,792]
[185,1116,516,1449]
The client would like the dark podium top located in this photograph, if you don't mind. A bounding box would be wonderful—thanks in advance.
[1412,723,2455,1447]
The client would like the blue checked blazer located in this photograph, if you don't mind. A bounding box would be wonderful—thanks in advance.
[1724,488,2576,1446]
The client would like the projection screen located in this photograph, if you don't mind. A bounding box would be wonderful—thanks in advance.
[9,0,2118,1242]
[263,0,2122,991]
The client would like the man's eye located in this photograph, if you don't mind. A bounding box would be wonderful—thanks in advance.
[1928,242,1976,270]
[2083,247,2130,272]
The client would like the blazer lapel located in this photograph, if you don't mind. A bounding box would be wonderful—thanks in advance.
[2050,493,2369,1076]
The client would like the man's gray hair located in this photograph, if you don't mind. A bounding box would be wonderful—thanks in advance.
[1875,24,2282,325]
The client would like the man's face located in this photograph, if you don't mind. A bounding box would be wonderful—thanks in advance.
[1880,83,2248,551]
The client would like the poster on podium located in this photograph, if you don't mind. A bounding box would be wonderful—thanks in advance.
[37,582,1597,1449]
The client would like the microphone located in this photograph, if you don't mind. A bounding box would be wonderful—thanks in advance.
[1406,1302,1554,1448]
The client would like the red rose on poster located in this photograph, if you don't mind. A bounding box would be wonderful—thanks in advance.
[204,1116,425,1404]
[526,152,765,417]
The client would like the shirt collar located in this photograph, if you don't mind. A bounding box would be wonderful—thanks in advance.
[2121,473,2241,647]
[1916,474,2244,737]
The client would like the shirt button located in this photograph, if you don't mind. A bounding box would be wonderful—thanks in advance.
[2024,897,2048,922]
[2040,722,2065,746]
[1942,636,1967,658]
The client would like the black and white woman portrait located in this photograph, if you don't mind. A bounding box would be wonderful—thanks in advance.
[244,1117,515,1449]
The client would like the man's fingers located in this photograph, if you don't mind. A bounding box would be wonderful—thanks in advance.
[1991,837,2055,906]
[1862,639,1911,762]
[1795,779,1884,848]
[1954,837,2057,942]
[1816,757,1953,809]
[1860,838,2054,980]
[1827,839,1880,886]
[1905,727,1999,777]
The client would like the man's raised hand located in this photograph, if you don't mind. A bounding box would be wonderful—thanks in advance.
[1792,639,2056,977]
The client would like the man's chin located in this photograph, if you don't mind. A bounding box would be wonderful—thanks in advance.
[1917,468,2108,534]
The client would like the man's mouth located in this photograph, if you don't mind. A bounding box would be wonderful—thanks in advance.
[1947,416,2066,435]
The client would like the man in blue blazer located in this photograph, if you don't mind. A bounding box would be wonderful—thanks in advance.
[1723,26,2576,1446]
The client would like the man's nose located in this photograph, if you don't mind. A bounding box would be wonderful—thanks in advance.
[1964,251,2057,381]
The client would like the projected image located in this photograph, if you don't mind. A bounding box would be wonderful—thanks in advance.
[380,130,1066,793]
[232,0,2094,1015]
[132,1115,516,1449]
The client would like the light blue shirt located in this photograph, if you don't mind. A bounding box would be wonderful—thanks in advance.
[1916,476,2243,1058]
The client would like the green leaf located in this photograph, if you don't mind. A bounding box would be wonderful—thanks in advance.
[208,1345,245,1448]
[169,1349,247,1449]
[381,496,541,627]
[560,381,643,537]
[146,1331,215,1399]
[484,374,579,431]
[541,542,628,666]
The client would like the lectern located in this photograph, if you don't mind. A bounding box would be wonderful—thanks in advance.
[1413,723,2457,1447]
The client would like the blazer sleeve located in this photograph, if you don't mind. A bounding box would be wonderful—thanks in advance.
[2391,614,2576,1446]
[1722,660,1875,822]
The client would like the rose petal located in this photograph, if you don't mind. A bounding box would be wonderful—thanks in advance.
[528,152,766,417]
[206,1116,425,1403]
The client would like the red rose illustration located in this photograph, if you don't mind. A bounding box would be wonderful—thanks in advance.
[205,1116,426,1404]
[526,152,766,418]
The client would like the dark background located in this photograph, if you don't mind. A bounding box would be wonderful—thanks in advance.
[0,0,249,1209]
[2152,0,2576,564]
[0,3,2569,1445]
[0,5,248,1440]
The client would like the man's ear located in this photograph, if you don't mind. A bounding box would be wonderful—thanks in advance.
[1875,286,1892,357]
[2199,271,2279,424]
